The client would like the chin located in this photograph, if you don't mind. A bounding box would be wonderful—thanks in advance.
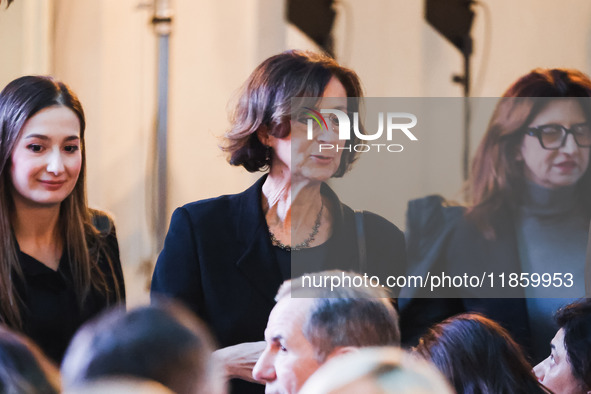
[33,195,69,206]
[302,169,337,182]
[554,177,582,188]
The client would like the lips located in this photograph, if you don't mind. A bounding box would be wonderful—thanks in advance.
[555,160,577,171]
[38,180,67,190]
[310,154,335,162]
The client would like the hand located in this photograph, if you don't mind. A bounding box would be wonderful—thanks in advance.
[213,341,266,384]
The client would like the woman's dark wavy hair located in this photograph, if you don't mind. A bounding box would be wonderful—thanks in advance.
[223,50,364,177]
[415,313,550,394]
[0,76,123,329]
[555,299,591,392]
[466,68,591,239]
[0,324,60,393]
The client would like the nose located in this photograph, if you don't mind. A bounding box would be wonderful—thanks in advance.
[533,359,546,382]
[317,120,339,144]
[252,348,276,384]
[46,148,65,175]
[560,132,579,154]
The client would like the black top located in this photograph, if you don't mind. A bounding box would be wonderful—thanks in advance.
[272,235,334,280]
[152,175,406,394]
[14,214,126,363]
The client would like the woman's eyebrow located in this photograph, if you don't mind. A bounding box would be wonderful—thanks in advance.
[23,133,49,140]
[23,134,80,141]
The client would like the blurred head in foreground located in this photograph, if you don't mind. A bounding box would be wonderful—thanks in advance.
[298,347,453,394]
[62,377,174,394]
[61,302,225,394]
[0,324,60,394]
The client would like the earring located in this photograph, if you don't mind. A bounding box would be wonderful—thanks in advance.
[265,146,271,162]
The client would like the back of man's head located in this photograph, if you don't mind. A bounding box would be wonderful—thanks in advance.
[277,270,400,362]
[61,302,224,394]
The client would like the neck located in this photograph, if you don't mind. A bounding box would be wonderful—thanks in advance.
[521,181,577,215]
[262,169,292,222]
[12,197,61,248]
[262,169,324,237]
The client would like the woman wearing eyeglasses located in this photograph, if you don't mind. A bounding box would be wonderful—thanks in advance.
[401,68,591,363]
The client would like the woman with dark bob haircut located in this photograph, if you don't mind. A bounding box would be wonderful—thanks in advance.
[416,313,550,394]
[152,50,406,394]
[0,76,125,362]
[402,68,591,362]
[535,299,591,394]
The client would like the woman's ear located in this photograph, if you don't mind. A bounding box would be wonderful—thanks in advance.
[257,126,270,146]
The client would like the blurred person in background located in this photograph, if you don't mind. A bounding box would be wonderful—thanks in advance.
[402,68,591,362]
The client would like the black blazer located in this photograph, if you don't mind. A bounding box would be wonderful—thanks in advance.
[587,220,591,296]
[151,175,406,394]
[400,200,531,356]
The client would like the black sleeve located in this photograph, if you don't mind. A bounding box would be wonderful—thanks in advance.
[586,220,591,297]
[104,222,126,305]
[93,212,126,306]
[151,207,204,317]
[363,211,407,278]
[399,297,465,347]
[398,196,465,347]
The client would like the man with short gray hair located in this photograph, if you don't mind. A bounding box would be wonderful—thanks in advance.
[252,270,399,394]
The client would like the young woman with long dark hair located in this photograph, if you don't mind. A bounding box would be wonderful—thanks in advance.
[0,75,125,362]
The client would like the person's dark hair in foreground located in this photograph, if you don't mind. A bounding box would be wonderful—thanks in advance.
[61,302,224,394]
[415,313,549,394]
[535,299,591,394]
[0,324,60,394]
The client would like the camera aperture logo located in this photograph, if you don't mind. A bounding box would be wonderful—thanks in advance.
[303,106,418,153]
